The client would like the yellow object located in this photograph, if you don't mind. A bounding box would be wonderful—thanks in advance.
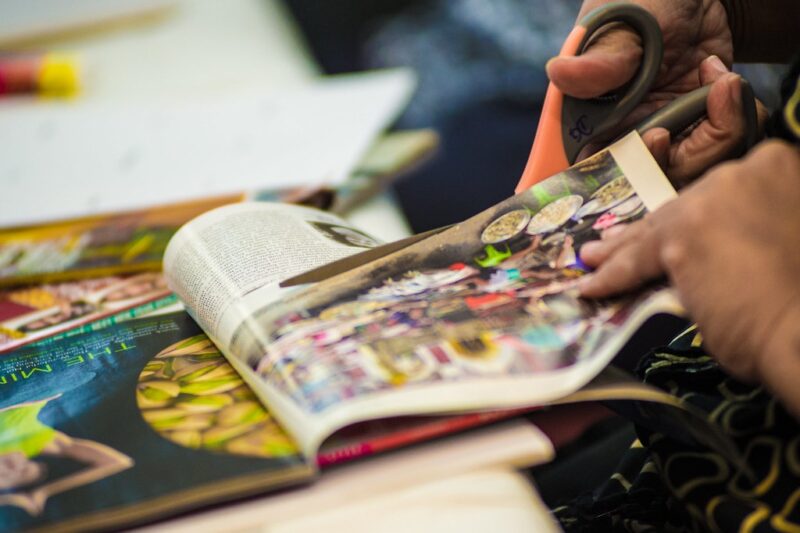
[38,53,80,97]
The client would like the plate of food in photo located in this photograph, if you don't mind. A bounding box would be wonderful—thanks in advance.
[480,209,531,244]
[609,195,644,219]
[526,195,584,235]
[575,176,636,219]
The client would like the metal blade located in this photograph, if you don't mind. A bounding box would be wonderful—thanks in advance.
[279,225,452,287]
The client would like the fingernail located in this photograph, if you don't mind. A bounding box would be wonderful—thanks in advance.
[726,73,742,107]
[580,240,602,256]
[704,54,728,75]
[601,225,627,240]
[545,57,558,73]
[653,128,670,145]
[645,128,670,153]
[577,274,594,295]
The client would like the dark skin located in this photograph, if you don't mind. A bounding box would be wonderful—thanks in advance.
[541,0,768,188]
[534,0,800,416]
[579,141,800,417]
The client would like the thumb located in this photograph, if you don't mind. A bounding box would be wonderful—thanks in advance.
[546,26,642,99]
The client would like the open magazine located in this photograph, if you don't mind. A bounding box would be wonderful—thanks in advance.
[163,132,686,458]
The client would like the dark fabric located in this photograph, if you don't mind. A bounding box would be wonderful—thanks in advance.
[766,53,800,144]
[532,416,637,507]
[720,0,800,63]
[553,326,800,532]
[392,99,541,232]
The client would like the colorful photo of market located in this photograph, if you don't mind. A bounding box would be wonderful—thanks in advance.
[255,150,647,414]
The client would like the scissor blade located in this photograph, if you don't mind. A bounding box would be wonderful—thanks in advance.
[279,225,452,287]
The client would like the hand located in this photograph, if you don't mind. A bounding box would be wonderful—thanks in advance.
[545,0,766,187]
[578,141,800,415]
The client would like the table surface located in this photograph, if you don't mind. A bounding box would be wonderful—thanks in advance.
[136,420,560,533]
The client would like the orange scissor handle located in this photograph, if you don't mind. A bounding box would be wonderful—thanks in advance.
[516,3,663,192]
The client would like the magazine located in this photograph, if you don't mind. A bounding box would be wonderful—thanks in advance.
[0,310,732,533]
[162,132,686,458]
[0,311,311,532]
[0,196,241,288]
[0,273,175,354]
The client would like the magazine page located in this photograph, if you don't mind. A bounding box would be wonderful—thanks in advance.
[224,132,684,456]
[163,202,384,357]
[0,273,173,354]
[0,312,311,533]
[0,195,241,288]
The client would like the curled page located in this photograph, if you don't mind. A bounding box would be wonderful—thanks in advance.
[163,202,383,354]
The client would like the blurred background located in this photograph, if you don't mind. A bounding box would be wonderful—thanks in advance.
[285,0,582,231]
[1,0,784,233]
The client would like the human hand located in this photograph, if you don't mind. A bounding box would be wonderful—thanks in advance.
[545,0,766,187]
[0,452,45,490]
[578,141,800,415]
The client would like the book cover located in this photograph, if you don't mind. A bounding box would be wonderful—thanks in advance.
[0,312,311,532]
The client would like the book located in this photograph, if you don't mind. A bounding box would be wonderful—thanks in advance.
[162,131,687,458]
[139,421,557,533]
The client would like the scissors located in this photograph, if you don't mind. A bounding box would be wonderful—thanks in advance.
[281,2,758,288]
[517,1,759,190]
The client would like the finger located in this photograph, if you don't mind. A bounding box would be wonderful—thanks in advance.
[601,224,628,240]
[667,73,748,185]
[579,220,646,267]
[641,127,671,170]
[699,56,770,142]
[698,54,730,85]
[578,231,663,297]
[546,26,642,99]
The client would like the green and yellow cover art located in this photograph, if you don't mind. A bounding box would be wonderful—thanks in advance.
[0,312,309,533]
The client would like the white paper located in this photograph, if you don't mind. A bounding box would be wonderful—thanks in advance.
[0,69,415,227]
[163,202,382,350]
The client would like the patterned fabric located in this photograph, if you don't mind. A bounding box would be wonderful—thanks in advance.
[554,326,800,532]
[767,54,800,144]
